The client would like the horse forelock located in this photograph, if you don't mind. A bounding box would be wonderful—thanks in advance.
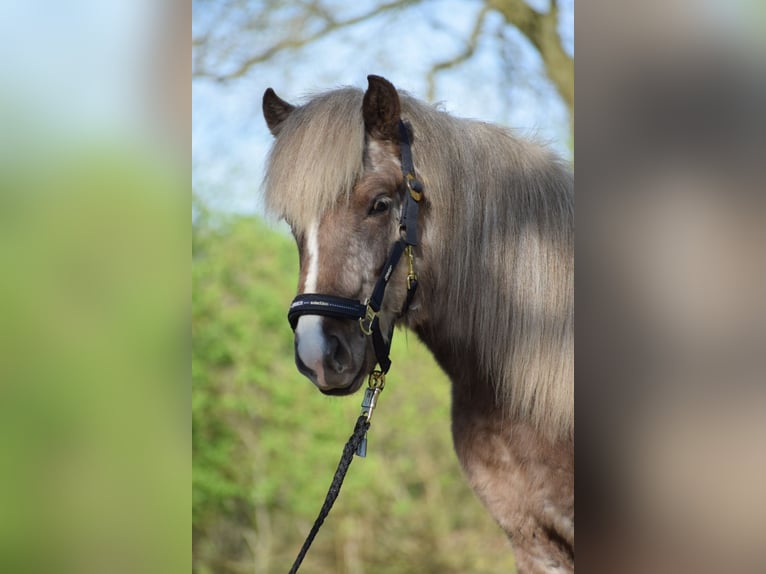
[263,88,366,232]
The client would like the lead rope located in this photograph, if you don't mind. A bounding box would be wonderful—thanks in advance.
[288,373,386,574]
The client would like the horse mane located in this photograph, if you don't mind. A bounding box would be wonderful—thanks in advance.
[263,87,573,438]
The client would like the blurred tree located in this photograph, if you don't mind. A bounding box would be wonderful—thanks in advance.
[192,0,573,127]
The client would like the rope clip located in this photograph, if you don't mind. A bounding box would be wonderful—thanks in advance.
[360,370,385,422]
[356,371,385,457]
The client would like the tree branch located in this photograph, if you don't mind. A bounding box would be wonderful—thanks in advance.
[426,6,490,100]
[487,0,573,119]
[193,0,423,82]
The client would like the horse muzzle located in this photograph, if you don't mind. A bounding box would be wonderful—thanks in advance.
[293,316,370,394]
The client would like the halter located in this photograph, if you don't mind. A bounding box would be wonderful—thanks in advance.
[287,119,423,376]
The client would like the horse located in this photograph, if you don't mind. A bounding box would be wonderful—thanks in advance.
[262,75,573,573]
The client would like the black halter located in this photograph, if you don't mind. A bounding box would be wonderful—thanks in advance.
[287,120,423,374]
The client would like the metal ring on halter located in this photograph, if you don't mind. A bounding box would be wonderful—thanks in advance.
[367,369,385,389]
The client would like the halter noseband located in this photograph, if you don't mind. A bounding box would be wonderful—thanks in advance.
[287,119,423,375]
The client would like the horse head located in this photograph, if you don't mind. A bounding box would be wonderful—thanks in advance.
[262,76,417,396]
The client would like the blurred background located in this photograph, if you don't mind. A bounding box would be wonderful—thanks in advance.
[0,1,188,574]
[192,1,572,573]
[576,1,766,572]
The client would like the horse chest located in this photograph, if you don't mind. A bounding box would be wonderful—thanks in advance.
[452,413,575,573]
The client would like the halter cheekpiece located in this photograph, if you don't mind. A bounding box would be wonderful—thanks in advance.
[287,119,423,375]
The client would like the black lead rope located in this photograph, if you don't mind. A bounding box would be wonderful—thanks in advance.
[288,377,385,574]
[287,415,370,574]
[287,119,422,573]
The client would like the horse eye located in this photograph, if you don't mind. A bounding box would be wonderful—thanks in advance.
[368,197,390,215]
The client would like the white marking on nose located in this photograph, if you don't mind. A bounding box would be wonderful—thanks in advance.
[304,219,319,293]
[296,220,326,379]
[296,315,325,373]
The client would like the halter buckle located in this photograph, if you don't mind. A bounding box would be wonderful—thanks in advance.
[406,173,423,202]
[359,302,378,336]
[405,245,417,290]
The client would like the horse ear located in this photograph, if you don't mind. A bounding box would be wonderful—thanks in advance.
[363,75,401,141]
[263,88,295,136]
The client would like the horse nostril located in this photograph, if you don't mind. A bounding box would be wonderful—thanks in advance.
[324,334,348,374]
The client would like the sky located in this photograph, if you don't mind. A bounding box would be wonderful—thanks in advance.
[192,0,574,215]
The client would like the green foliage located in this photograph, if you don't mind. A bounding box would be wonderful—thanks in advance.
[192,203,516,573]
